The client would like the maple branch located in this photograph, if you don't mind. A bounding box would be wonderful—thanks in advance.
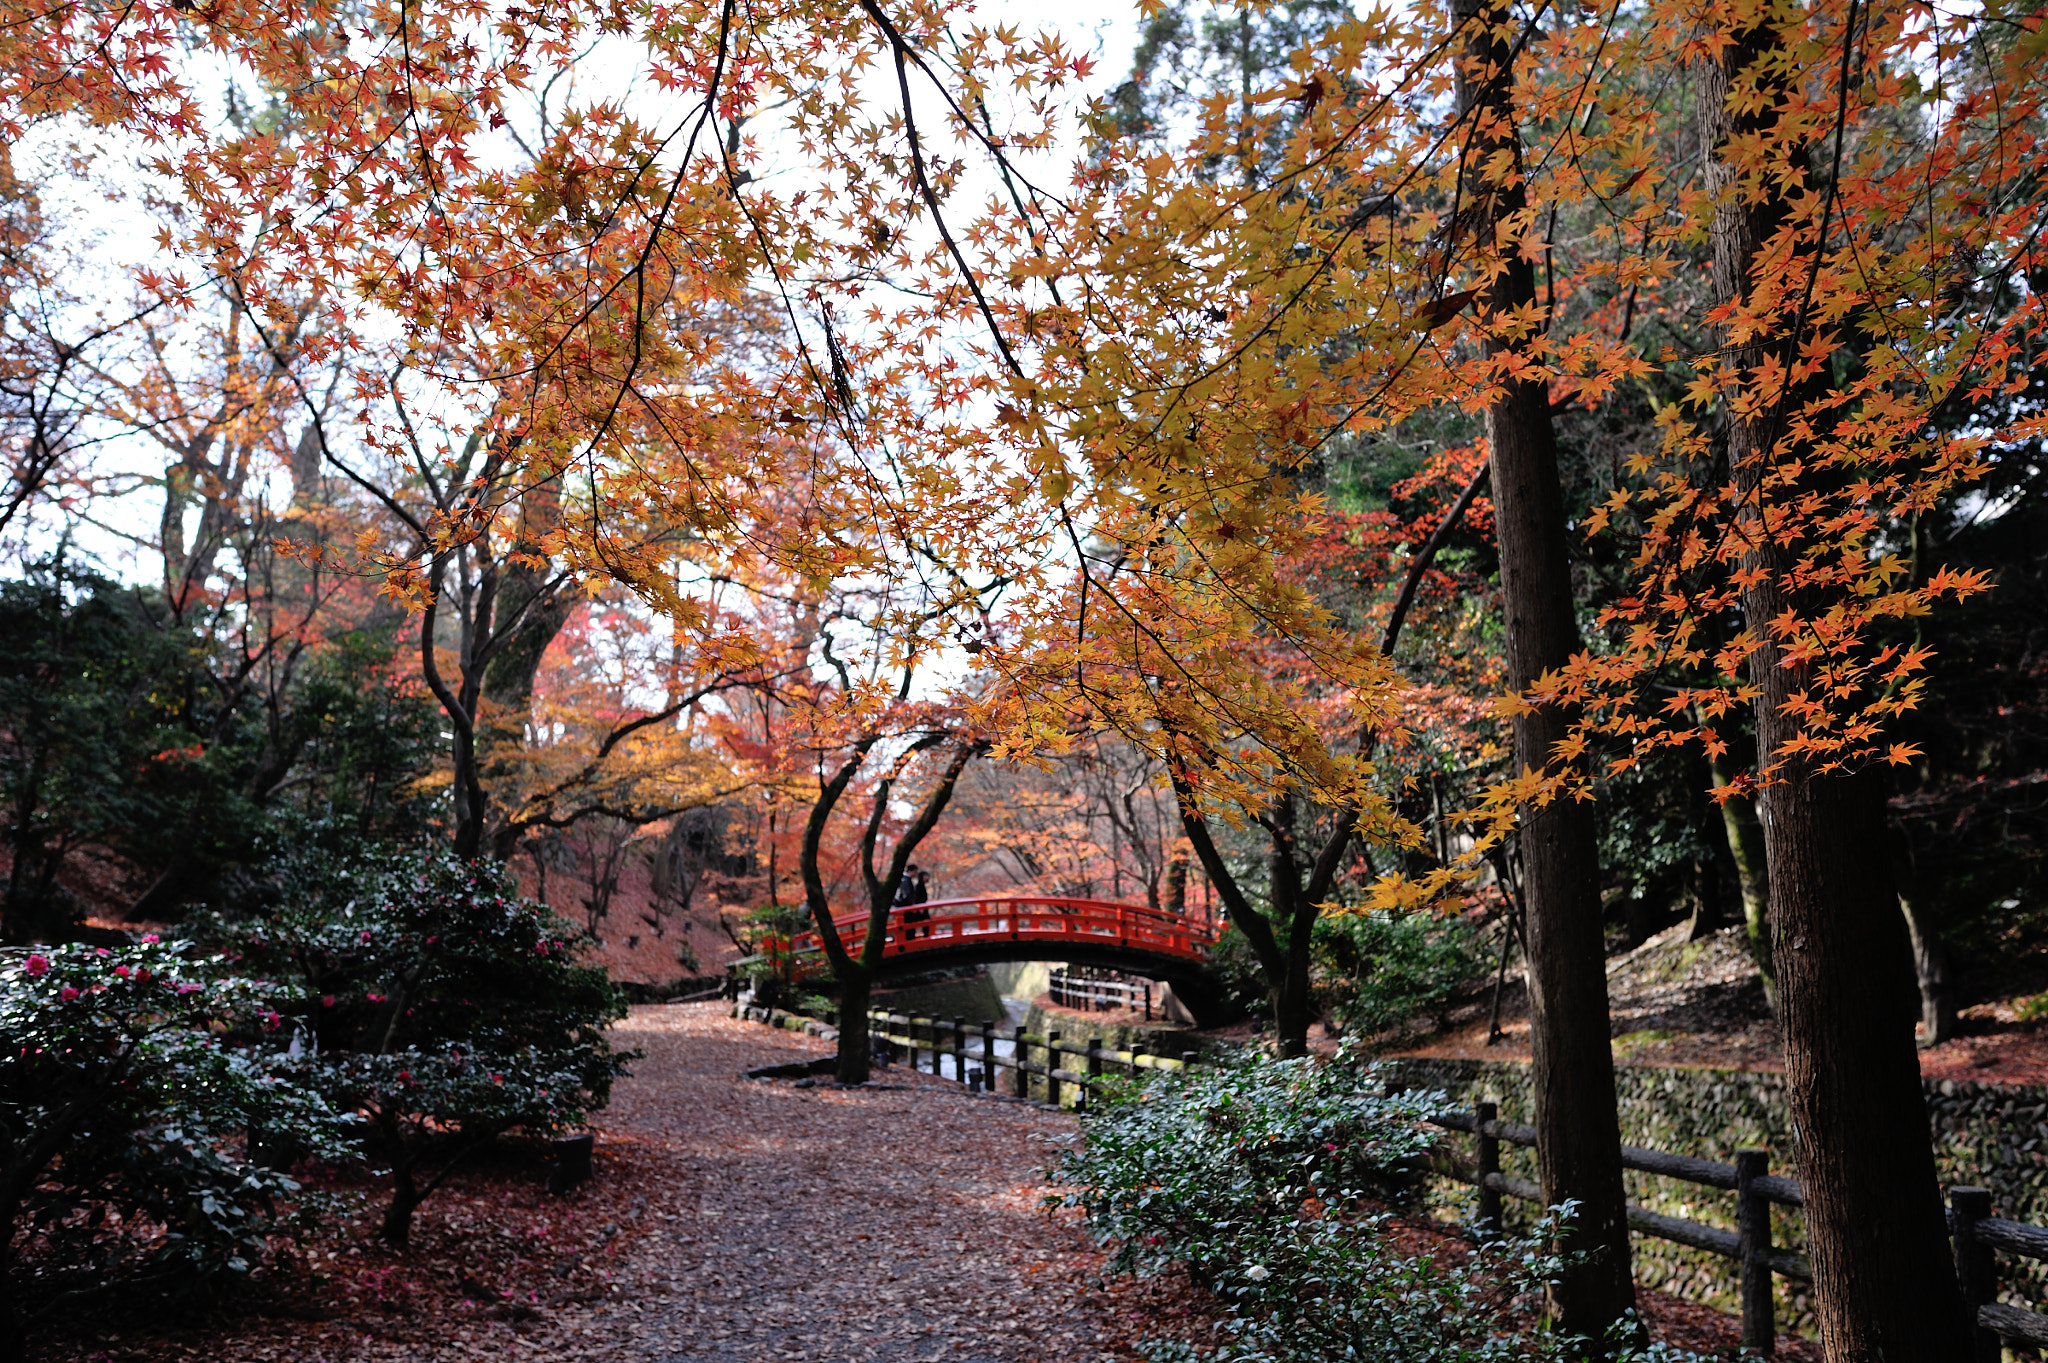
[859,0,1024,379]
[800,740,879,977]
[1166,756,1288,973]
[857,730,946,909]
[1381,459,1493,658]
[1756,0,1864,460]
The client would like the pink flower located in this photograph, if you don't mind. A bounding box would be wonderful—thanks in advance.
[24,955,48,978]
[367,993,386,1003]
[358,930,373,945]
[94,948,109,958]
[321,995,335,1007]
[397,1070,413,1083]
[176,983,200,995]
[491,1074,504,1084]
[113,966,131,978]
[58,986,79,1002]
[141,933,159,944]
[262,1010,283,1031]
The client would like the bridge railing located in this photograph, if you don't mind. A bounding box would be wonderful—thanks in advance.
[798,896,1220,965]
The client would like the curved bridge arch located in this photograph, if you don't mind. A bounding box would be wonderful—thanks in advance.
[793,896,1228,1012]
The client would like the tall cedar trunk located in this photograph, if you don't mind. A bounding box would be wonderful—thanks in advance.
[1702,12,1973,1354]
[1452,0,1636,1334]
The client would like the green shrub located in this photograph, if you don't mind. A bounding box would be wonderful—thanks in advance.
[0,940,348,1335]
[1052,1047,1445,1281]
[226,853,633,1244]
[1316,911,1485,1041]
[1055,1049,1679,1363]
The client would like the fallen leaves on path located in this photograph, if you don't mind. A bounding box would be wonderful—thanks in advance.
[41,1001,1787,1361]
[44,1003,1147,1362]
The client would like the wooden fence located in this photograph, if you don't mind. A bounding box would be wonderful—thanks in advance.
[862,1009,2048,1354]
[867,1010,1193,1106]
[1951,1185,2048,1356]
[1432,1105,2048,1355]
[1047,971,1155,1017]
[1431,1103,1805,1351]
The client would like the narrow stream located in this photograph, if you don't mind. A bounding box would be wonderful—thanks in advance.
[898,994,1033,1083]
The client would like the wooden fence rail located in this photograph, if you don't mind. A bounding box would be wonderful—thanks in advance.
[1047,971,1155,1018]
[866,1010,1195,1107]
[1429,1104,1806,1351]
[1951,1185,2048,1355]
[858,1011,2048,1353]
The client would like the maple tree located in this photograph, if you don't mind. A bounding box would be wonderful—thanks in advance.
[5,0,2046,1351]
[957,0,2043,1343]
[1552,0,2043,1345]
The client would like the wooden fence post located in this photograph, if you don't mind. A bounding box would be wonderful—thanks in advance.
[1144,983,1152,1021]
[1047,1030,1063,1108]
[1735,1148,1774,1354]
[1474,1100,1502,1237]
[953,1015,967,1084]
[1013,1025,1028,1099]
[1951,1185,2000,1363]
[981,1021,996,1092]
[1085,1037,1103,1109]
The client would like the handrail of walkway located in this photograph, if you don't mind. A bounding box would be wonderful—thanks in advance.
[793,896,1220,966]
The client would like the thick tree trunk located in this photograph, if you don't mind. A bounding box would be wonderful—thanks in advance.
[1759,771,1967,1354]
[1271,954,1314,1058]
[1702,16,1973,1354]
[1171,785,1338,1060]
[802,735,981,1085]
[380,1162,423,1247]
[835,968,874,1085]
[1451,0,1635,1335]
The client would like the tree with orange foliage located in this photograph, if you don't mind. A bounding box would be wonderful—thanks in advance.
[949,0,2045,1342]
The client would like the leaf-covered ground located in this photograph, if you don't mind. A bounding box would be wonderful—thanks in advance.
[45,1001,1786,1361]
[45,1003,1145,1362]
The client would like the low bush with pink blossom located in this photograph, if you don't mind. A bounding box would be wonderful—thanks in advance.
[0,938,349,1336]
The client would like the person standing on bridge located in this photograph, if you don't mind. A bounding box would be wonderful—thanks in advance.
[895,865,931,939]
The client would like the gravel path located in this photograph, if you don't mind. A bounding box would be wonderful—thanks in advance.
[579,1003,1131,1363]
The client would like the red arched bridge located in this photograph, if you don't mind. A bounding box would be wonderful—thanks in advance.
[791,895,1223,991]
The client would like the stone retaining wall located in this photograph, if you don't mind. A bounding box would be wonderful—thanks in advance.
[1384,1056,2048,1330]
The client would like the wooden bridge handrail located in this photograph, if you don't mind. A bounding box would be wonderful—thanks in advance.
[794,895,1221,971]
